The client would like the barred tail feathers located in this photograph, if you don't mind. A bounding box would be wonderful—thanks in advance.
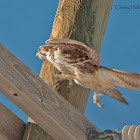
[99,66,140,91]
[98,66,140,104]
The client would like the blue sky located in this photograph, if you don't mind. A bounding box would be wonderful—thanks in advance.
[0,0,140,131]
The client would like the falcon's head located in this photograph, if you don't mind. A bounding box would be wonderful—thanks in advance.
[36,45,49,59]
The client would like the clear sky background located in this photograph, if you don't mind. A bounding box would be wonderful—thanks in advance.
[0,0,140,131]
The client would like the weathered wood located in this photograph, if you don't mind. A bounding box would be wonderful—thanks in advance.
[41,0,113,113]
[27,0,113,139]
[0,44,100,140]
[23,123,54,140]
[0,102,26,140]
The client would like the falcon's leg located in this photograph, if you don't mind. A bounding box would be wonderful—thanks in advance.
[93,91,103,108]
[52,72,74,88]
[57,73,75,86]
[61,74,74,85]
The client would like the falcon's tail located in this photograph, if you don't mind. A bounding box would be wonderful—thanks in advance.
[101,85,128,104]
[98,66,140,104]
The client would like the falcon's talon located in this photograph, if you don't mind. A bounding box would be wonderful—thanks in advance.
[53,81,61,89]
[97,102,103,108]
[93,91,103,108]
[98,93,103,97]
[93,100,103,108]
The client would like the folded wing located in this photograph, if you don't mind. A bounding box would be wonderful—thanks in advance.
[46,38,101,66]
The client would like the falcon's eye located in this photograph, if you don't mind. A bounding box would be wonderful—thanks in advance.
[38,47,43,52]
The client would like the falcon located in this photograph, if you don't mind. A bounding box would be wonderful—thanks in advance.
[36,38,140,107]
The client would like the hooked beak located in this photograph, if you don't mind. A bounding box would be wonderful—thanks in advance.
[36,52,39,58]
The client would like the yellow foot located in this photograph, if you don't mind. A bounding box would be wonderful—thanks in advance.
[93,92,103,108]
[94,100,103,108]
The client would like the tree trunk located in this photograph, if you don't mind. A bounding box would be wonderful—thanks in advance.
[23,0,113,139]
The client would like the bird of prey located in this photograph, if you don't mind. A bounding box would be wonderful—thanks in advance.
[36,38,140,107]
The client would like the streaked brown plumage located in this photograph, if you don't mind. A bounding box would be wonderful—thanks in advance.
[36,38,140,107]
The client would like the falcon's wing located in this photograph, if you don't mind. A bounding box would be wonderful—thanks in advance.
[46,38,101,66]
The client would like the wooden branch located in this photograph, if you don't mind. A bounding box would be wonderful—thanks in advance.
[0,102,26,140]
[0,44,100,140]
[27,0,113,139]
